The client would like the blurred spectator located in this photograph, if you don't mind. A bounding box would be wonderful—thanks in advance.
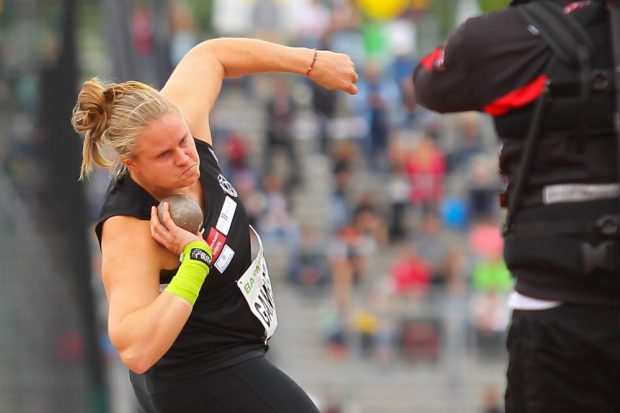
[399,77,438,132]
[288,225,332,291]
[405,136,446,213]
[387,139,411,243]
[471,290,509,358]
[319,299,350,359]
[374,317,398,365]
[292,0,331,50]
[310,75,339,154]
[263,76,302,190]
[447,112,486,172]
[469,214,512,346]
[232,170,263,229]
[328,225,368,305]
[398,317,441,363]
[327,0,365,66]
[470,242,511,358]
[351,192,388,250]
[323,403,343,413]
[353,62,400,171]
[467,154,500,221]
[481,385,504,413]
[169,0,198,65]
[328,141,357,232]
[387,28,417,88]
[132,5,153,57]
[132,5,157,84]
[471,258,512,294]
[321,398,346,413]
[412,212,451,290]
[441,247,471,383]
[390,243,430,296]
[222,129,251,178]
[257,174,299,244]
[250,0,282,41]
[353,308,379,359]
[444,248,471,297]
[218,130,263,227]
[469,215,504,262]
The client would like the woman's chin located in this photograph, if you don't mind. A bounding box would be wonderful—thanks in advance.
[179,171,200,187]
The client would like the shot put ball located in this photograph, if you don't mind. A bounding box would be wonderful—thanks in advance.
[157,194,203,233]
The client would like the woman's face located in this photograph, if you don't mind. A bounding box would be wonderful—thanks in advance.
[126,112,200,192]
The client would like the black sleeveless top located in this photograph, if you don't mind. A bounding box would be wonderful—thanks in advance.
[95,139,266,379]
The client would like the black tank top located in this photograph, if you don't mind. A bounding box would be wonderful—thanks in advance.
[95,139,266,379]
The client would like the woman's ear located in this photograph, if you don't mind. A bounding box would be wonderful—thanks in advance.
[124,158,136,173]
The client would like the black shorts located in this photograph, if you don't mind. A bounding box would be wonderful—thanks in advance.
[130,355,319,413]
[505,304,620,413]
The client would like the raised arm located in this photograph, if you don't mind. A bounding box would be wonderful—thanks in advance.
[161,38,358,142]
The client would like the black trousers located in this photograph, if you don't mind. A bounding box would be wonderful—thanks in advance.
[130,356,319,413]
[505,304,620,413]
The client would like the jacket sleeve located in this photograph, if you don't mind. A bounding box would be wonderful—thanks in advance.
[414,8,551,116]
[413,18,481,114]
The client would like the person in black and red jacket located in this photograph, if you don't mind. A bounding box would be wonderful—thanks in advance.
[414,1,620,412]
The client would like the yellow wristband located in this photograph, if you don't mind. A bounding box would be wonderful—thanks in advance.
[165,241,212,305]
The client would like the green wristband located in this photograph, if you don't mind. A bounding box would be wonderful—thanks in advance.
[165,241,212,305]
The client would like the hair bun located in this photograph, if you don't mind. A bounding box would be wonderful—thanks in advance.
[103,84,124,106]
[71,77,110,142]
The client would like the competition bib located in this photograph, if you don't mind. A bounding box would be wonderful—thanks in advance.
[237,227,278,340]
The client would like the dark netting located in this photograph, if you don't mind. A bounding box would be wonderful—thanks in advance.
[0,1,108,411]
[0,173,92,412]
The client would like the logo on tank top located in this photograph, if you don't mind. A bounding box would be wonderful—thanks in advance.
[217,174,238,197]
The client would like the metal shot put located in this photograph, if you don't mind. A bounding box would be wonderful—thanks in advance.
[157,194,203,233]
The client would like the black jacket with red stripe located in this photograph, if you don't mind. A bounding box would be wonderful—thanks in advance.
[413,0,619,305]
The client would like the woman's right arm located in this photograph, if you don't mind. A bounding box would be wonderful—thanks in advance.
[161,38,358,143]
[101,216,193,374]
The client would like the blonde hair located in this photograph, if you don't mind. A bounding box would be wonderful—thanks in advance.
[71,77,180,180]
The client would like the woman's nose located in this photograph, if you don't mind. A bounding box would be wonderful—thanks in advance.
[174,149,191,165]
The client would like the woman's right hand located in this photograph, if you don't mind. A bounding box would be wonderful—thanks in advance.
[150,203,204,256]
[308,50,358,95]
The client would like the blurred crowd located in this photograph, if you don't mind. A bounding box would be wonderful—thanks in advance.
[199,0,509,368]
[0,1,508,412]
[206,3,508,412]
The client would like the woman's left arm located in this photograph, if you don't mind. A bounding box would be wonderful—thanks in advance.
[161,38,358,143]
